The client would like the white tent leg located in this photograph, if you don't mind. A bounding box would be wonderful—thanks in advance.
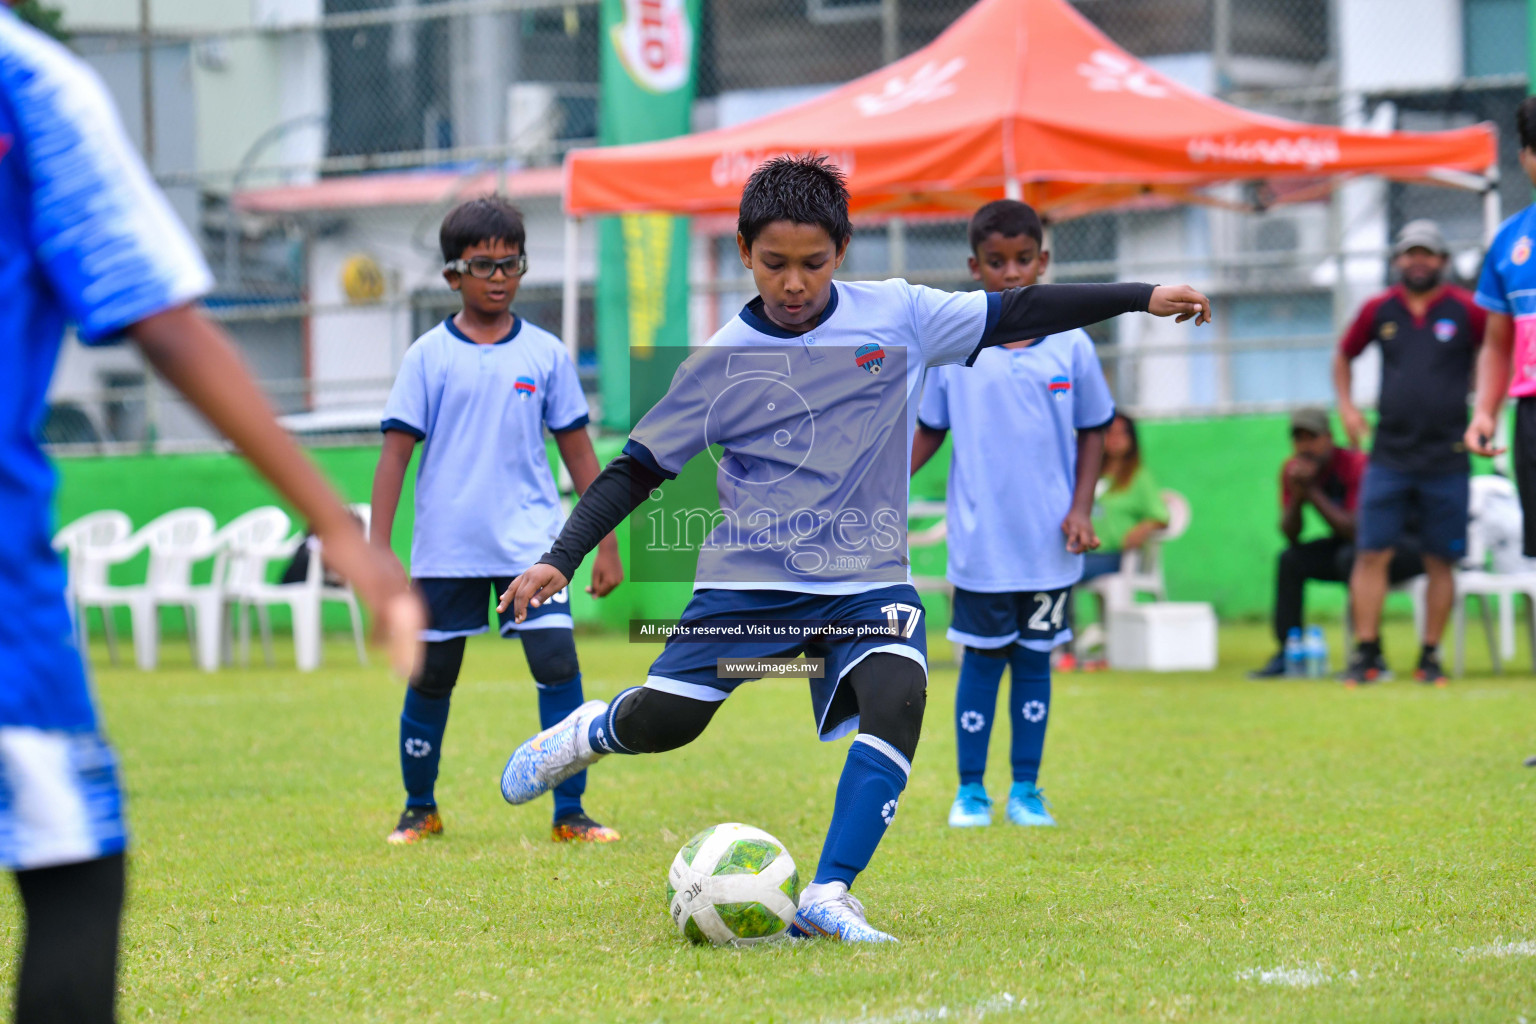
[562,215,581,364]
[1484,163,1503,244]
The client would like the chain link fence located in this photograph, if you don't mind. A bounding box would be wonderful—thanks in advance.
[38,0,1519,451]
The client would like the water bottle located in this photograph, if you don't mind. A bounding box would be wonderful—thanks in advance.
[1284,627,1305,678]
[1304,625,1328,679]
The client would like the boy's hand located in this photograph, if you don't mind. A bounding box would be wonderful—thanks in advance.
[315,527,425,677]
[1465,410,1505,457]
[1340,403,1370,449]
[498,564,571,623]
[589,542,624,597]
[1062,510,1099,554]
[1148,285,1212,325]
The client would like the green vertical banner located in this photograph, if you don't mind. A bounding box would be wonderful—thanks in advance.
[597,0,699,430]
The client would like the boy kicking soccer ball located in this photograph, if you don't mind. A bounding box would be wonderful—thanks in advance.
[911,200,1113,830]
[497,156,1209,942]
[372,196,624,845]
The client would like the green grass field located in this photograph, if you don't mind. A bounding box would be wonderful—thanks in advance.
[12,618,1536,1023]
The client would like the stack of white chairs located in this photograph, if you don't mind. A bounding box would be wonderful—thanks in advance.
[53,504,371,673]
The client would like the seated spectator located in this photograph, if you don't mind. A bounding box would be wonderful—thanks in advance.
[1249,407,1423,679]
[1081,412,1168,583]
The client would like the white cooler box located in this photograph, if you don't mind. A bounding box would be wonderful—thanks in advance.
[1106,602,1218,672]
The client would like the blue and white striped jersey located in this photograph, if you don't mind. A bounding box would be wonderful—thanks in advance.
[0,10,212,728]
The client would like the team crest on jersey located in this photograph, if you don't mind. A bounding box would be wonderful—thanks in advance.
[854,343,886,374]
[1433,318,1458,343]
[514,375,537,400]
[1515,236,1533,267]
[1048,375,1072,400]
[1379,321,1398,342]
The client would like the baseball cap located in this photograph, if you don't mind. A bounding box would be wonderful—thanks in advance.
[1393,219,1448,257]
[1289,407,1331,437]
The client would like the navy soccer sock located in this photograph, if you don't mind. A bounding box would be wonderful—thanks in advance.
[955,647,1008,787]
[537,673,588,820]
[400,689,451,808]
[812,735,910,888]
[1008,645,1052,785]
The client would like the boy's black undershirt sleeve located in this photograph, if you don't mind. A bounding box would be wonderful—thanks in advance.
[538,452,666,580]
[968,283,1156,365]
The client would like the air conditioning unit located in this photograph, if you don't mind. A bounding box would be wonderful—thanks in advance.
[507,83,559,164]
[1223,202,1330,289]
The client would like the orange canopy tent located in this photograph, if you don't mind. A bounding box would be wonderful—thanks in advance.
[563,0,1496,222]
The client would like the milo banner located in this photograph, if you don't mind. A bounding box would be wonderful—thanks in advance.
[597,0,699,430]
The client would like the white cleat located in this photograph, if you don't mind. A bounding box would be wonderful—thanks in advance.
[790,885,898,943]
[499,699,607,805]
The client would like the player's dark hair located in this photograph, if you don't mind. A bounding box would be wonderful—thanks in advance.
[1106,412,1143,492]
[968,199,1044,253]
[1518,97,1536,152]
[439,195,526,262]
[737,155,852,250]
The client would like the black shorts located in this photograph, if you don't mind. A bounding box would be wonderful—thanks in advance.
[415,577,571,642]
[1516,398,1536,558]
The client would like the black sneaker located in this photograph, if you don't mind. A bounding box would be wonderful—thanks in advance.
[1340,647,1391,686]
[1414,649,1447,687]
[1248,653,1288,679]
[386,806,443,845]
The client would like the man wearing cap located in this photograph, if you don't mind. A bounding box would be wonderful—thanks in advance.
[1250,408,1421,678]
[1333,219,1484,685]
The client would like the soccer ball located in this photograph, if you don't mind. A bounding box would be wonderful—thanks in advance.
[666,823,800,946]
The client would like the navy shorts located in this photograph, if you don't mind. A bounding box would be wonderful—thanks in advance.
[644,584,928,743]
[1356,464,1468,560]
[947,586,1073,652]
[415,577,571,642]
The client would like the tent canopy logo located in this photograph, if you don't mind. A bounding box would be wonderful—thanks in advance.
[612,0,694,94]
[1078,50,1168,99]
[855,58,966,117]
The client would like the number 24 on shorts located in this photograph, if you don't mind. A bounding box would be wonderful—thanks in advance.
[1027,591,1067,634]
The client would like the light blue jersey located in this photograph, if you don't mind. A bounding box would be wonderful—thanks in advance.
[627,280,991,593]
[918,329,1114,592]
[382,316,589,577]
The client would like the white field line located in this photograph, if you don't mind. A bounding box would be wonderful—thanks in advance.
[1459,940,1536,959]
[1234,964,1357,988]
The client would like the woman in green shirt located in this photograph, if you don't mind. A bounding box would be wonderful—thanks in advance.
[1082,413,1169,582]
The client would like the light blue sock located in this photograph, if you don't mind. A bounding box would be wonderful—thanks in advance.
[537,673,587,820]
[813,735,910,887]
[400,689,450,808]
[955,648,1007,787]
[1008,646,1052,785]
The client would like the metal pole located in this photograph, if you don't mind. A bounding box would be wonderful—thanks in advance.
[1485,163,1504,244]
[139,0,154,168]
[1212,0,1232,97]
[880,0,899,66]
[562,215,581,365]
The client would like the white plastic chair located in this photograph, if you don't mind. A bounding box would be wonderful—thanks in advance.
[232,507,368,672]
[53,510,133,664]
[192,507,293,671]
[1084,489,1190,612]
[133,508,219,670]
[1447,474,1536,676]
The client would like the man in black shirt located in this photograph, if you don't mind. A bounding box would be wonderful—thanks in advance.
[1333,220,1484,685]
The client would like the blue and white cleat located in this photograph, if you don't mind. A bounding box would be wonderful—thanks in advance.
[1006,781,1056,827]
[500,699,607,805]
[947,783,992,828]
[790,886,898,943]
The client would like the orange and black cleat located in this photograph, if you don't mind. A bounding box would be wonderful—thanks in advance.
[387,806,444,845]
[551,812,621,844]
[1414,649,1448,687]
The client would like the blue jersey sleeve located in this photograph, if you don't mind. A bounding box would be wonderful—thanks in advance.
[544,343,591,433]
[1070,332,1116,430]
[3,22,212,343]
[381,342,430,439]
[917,365,951,430]
[908,284,990,368]
[1476,219,1518,314]
[627,358,714,476]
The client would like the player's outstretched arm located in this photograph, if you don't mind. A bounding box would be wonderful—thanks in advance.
[911,424,948,475]
[498,450,666,621]
[130,305,425,675]
[554,428,624,597]
[978,282,1211,352]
